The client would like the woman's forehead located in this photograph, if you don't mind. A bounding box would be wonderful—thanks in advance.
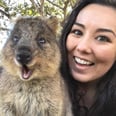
[75,4,116,32]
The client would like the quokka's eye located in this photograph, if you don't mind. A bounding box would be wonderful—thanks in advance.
[37,37,46,45]
[12,35,20,44]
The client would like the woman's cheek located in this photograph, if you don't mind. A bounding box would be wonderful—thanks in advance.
[66,34,76,51]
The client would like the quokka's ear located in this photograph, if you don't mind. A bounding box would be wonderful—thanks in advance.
[46,16,59,34]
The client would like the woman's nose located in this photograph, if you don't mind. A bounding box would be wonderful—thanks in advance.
[76,38,92,54]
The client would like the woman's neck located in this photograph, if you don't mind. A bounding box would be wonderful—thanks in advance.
[78,80,98,109]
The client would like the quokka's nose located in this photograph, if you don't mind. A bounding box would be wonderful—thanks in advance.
[16,46,32,65]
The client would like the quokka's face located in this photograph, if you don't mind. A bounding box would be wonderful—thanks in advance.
[1,17,61,81]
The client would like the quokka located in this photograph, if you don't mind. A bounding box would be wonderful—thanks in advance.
[0,16,72,116]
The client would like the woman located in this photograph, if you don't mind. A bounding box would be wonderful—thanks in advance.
[60,0,116,116]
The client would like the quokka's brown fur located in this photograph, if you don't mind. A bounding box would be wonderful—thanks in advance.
[0,16,72,116]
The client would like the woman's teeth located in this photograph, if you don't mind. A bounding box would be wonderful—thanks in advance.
[74,57,93,65]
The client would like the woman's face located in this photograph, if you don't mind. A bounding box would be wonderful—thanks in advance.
[66,4,116,82]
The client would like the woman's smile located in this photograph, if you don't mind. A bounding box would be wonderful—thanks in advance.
[74,56,94,66]
[70,55,95,75]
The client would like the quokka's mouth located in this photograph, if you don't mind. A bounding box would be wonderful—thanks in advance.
[21,65,32,79]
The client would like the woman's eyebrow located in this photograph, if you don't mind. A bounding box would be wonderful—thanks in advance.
[96,28,116,37]
[73,23,116,37]
[74,22,85,28]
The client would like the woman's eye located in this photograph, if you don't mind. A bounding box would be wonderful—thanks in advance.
[71,29,83,36]
[96,36,110,42]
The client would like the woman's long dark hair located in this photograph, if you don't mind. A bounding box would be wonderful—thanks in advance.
[60,0,116,116]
